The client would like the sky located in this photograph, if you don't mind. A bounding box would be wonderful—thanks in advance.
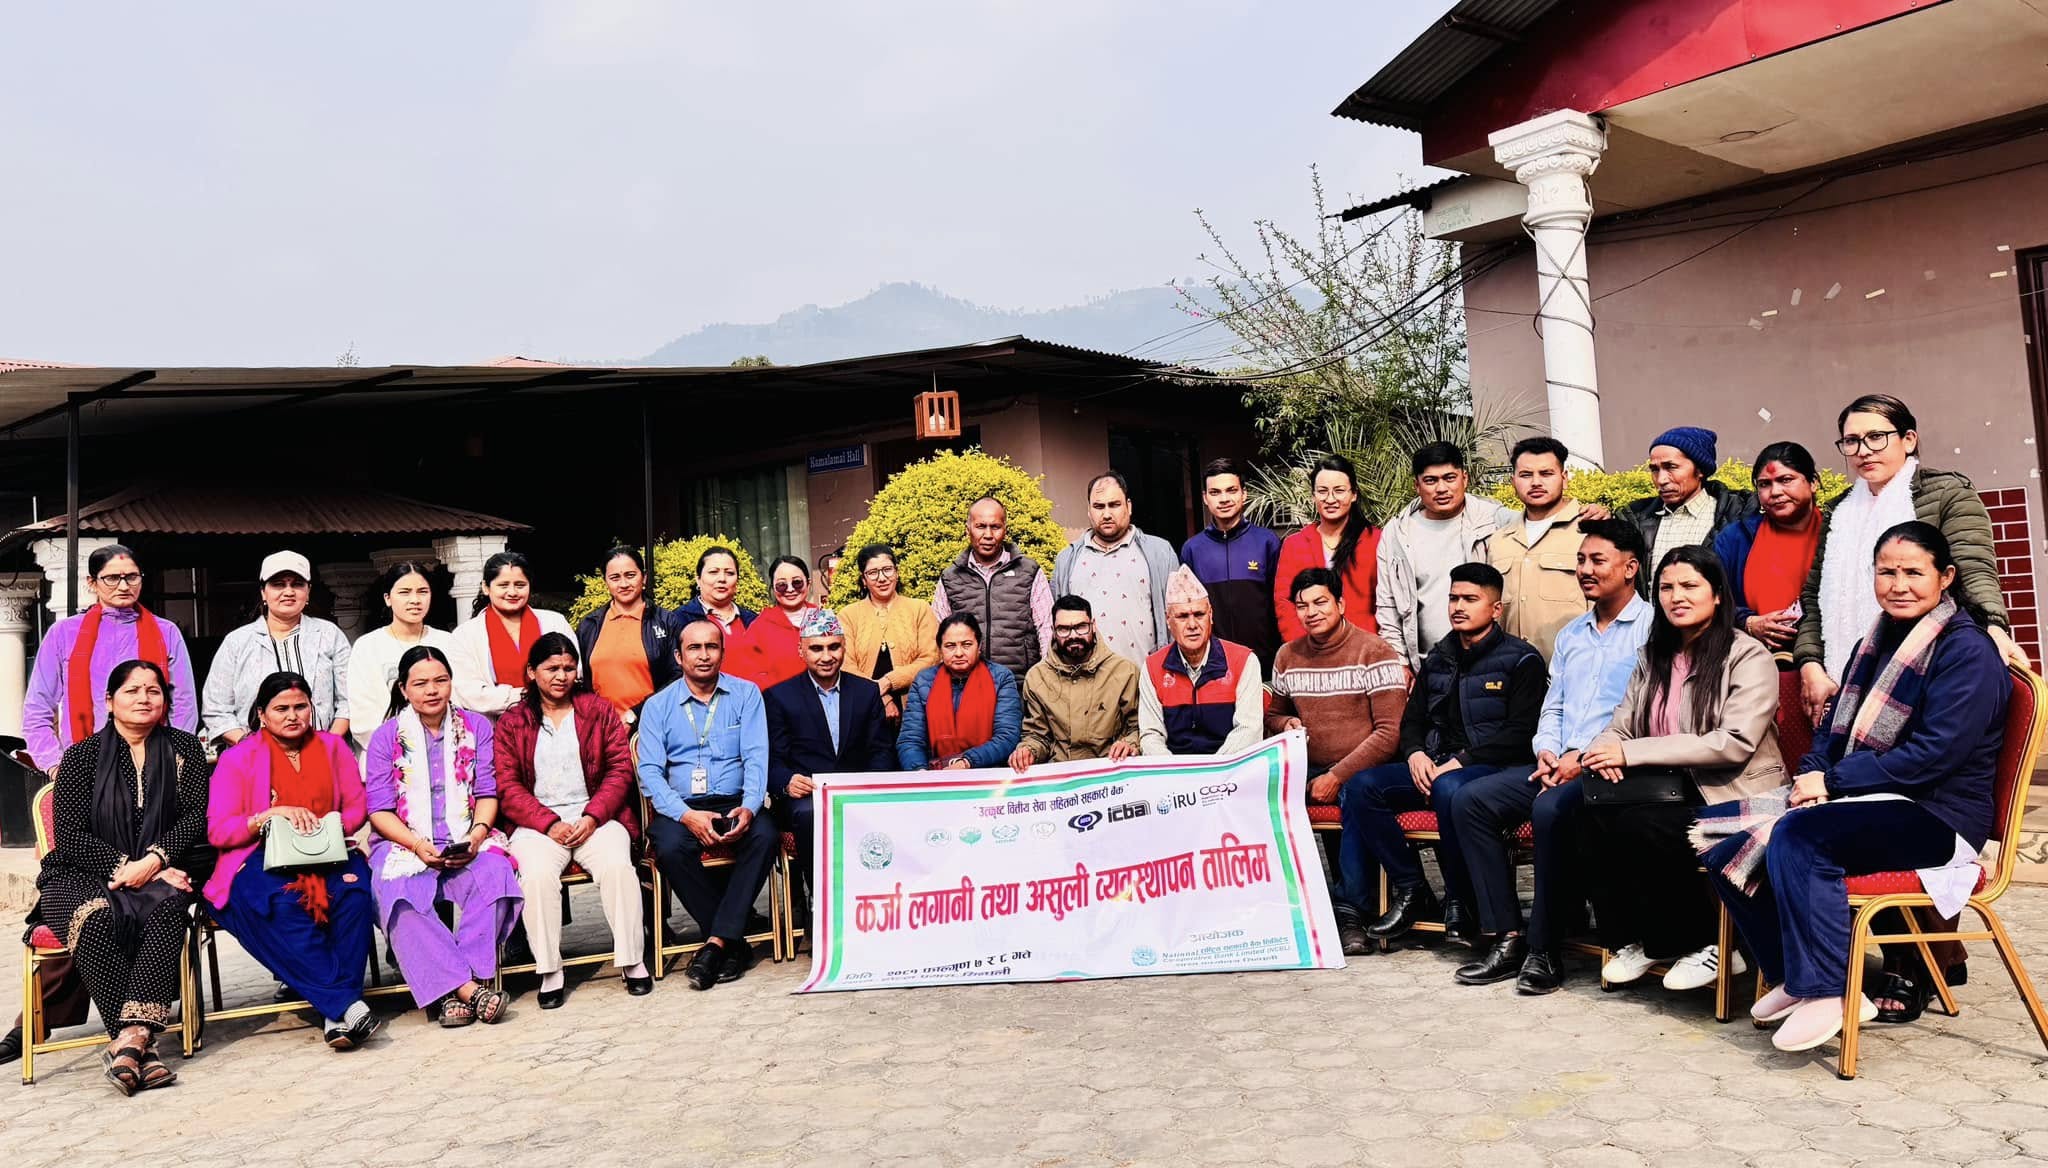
[0,1,1439,366]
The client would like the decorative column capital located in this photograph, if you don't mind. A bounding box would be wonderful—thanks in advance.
[0,579,42,634]
[1490,109,1605,227]
[433,535,509,626]
[31,536,118,619]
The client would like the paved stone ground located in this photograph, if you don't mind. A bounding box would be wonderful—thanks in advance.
[8,888,2048,1168]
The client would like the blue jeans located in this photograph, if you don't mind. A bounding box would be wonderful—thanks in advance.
[1336,760,1505,915]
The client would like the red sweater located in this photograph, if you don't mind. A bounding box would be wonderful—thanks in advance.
[1274,524,1382,643]
[731,606,810,692]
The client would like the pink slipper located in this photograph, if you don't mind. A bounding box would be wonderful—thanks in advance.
[1752,985,1801,1024]
[1772,995,1878,1052]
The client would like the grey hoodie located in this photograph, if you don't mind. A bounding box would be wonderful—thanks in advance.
[1374,494,1512,670]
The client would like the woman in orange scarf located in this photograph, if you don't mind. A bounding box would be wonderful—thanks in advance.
[203,671,379,1051]
[896,615,1022,769]
[447,551,574,718]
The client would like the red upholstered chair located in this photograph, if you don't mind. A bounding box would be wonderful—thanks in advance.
[1831,665,2048,1079]
[20,782,198,1084]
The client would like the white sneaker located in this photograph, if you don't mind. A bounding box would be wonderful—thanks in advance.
[1663,945,1749,991]
[1602,943,1656,984]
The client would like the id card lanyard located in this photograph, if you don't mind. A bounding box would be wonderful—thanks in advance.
[682,692,720,795]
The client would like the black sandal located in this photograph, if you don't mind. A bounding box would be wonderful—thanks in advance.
[102,1041,144,1096]
[136,1043,178,1090]
[1872,971,1932,1024]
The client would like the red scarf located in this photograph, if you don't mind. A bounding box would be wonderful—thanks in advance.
[267,733,337,924]
[68,604,168,743]
[925,663,997,762]
[485,608,540,688]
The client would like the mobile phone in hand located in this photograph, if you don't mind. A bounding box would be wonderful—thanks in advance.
[441,840,473,859]
[709,816,736,837]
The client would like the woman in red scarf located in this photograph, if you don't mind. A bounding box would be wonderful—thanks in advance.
[447,551,574,719]
[896,614,1023,769]
[203,671,379,1051]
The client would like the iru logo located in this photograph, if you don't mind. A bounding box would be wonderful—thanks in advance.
[1067,811,1103,833]
[1198,783,1238,807]
[1107,800,1149,824]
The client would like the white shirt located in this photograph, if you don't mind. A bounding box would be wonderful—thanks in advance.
[1409,514,1465,654]
[532,709,588,819]
[346,625,458,751]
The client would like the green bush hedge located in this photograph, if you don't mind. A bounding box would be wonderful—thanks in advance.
[566,535,771,624]
[826,449,1066,608]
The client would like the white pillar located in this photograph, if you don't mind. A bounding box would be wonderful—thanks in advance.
[1491,108,1608,469]
[433,536,508,626]
[369,547,436,573]
[31,536,116,621]
[0,576,43,738]
[318,562,381,640]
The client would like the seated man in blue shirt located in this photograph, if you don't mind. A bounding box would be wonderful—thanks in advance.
[1340,562,1548,948]
[639,619,776,990]
[1442,517,1652,992]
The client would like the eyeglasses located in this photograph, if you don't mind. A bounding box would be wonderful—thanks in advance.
[1835,429,1898,455]
[96,573,143,588]
[1053,621,1094,636]
[773,579,809,593]
[863,567,897,581]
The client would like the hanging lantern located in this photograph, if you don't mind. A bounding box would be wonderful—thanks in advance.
[916,373,962,440]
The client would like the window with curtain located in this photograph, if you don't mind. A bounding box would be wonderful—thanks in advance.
[685,465,799,565]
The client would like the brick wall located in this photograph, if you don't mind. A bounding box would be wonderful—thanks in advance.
[1986,487,2042,665]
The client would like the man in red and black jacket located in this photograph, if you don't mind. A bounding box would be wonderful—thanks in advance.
[1138,567,1265,757]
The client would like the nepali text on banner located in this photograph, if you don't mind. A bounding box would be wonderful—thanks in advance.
[797,730,1343,992]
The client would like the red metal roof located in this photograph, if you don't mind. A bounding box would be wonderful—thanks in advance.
[12,483,531,539]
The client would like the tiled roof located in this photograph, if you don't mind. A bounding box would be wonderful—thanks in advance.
[15,483,531,538]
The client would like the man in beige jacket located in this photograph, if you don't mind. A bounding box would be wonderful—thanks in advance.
[1008,595,1142,771]
[1488,436,1591,661]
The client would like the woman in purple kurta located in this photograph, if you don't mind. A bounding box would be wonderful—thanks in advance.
[23,545,199,771]
[364,646,521,1025]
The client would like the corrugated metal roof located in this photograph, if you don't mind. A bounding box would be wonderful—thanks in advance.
[1334,175,1464,221]
[1332,0,1567,128]
[13,483,531,539]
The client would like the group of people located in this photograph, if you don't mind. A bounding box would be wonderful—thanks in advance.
[10,390,2029,1091]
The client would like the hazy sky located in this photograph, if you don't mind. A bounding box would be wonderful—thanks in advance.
[1,2,1437,366]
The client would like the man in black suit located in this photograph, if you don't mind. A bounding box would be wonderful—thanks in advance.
[765,609,899,922]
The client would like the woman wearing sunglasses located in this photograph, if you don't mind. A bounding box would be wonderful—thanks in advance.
[728,555,816,691]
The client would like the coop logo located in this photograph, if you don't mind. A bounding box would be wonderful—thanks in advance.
[1198,783,1238,807]
[1107,800,1150,824]
[1067,811,1103,833]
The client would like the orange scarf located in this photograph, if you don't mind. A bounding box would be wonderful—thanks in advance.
[485,608,540,688]
[925,663,997,762]
[69,605,168,743]
[268,733,337,924]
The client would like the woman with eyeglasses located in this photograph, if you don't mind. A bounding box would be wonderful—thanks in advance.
[729,555,817,691]
[1273,454,1382,643]
[1795,394,2023,727]
[24,544,200,775]
[838,543,938,722]
[204,551,353,748]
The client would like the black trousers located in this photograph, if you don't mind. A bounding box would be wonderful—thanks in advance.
[1576,798,1716,959]
[646,795,777,945]
[1453,768,1592,946]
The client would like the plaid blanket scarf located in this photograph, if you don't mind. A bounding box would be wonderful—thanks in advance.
[1691,594,1957,892]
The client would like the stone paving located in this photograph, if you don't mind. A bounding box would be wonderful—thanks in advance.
[8,888,2048,1168]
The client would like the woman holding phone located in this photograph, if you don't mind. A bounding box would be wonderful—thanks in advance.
[364,646,521,1026]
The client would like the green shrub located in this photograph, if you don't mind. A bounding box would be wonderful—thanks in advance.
[1487,458,1851,514]
[827,449,1066,608]
[566,535,771,624]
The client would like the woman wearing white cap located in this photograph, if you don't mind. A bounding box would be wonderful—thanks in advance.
[202,551,353,745]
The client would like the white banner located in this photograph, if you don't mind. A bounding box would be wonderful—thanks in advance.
[798,730,1343,992]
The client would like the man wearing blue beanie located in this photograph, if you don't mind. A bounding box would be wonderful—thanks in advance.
[1624,426,1754,588]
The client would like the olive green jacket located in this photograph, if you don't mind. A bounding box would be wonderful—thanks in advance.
[1792,466,2008,671]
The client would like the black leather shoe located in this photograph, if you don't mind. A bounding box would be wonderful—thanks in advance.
[1339,920,1372,957]
[1456,934,1528,985]
[719,942,754,983]
[1443,899,1477,944]
[684,944,726,991]
[1517,949,1565,995]
[625,975,654,997]
[537,988,567,1010]
[1367,884,1439,941]
[2,1026,25,1065]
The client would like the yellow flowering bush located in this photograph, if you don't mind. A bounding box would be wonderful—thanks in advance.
[1487,458,1851,513]
[827,449,1066,607]
[566,535,771,623]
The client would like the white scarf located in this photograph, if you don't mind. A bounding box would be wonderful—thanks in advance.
[380,706,504,880]
[1819,456,1919,682]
